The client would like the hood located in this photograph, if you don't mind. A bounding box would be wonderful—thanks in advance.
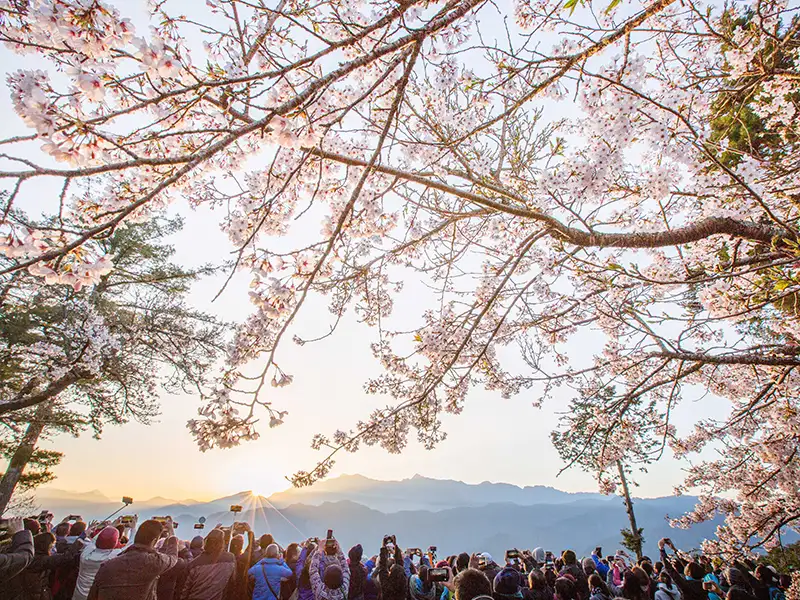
[658,583,680,593]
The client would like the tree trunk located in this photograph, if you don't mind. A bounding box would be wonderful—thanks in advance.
[0,402,51,515]
[617,460,642,560]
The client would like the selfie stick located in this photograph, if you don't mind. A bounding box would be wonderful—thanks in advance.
[103,498,133,522]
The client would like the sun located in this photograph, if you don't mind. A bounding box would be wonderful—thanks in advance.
[250,490,270,499]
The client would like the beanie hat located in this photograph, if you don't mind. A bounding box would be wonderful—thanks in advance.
[324,564,344,589]
[494,568,523,597]
[562,550,577,565]
[96,526,120,550]
[436,560,450,569]
[532,548,546,564]
[349,544,364,563]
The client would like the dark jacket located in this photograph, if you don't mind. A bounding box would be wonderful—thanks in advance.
[22,550,81,600]
[659,551,705,600]
[560,563,589,600]
[181,551,236,600]
[87,544,182,600]
[0,530,35,600]
[157,558,189,600]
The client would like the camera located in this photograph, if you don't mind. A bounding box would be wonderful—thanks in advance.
[230,505,243,513]
[0,518,9,542]
[428,568,449,583]
[507,549,520,560]
[67,515,82,521]
[194,523,205,530]
[478,556,488,569]
[233,522,248,534]
[428,546,437,553]
[122,496,133,505]
[37,510,52,524]
[383,534,396,547]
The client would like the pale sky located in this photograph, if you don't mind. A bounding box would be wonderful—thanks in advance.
[4,0,730,504]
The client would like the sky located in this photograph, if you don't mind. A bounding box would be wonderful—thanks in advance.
[2,0,730,505]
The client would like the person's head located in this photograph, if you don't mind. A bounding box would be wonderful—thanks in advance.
[349,544,363,565]
[230,534,244,555]
[754,566,775,586]
[190,535,204,550]
[654,562,663,576]
[555,577,577,600]
[623,571,644,599]
[163,536,179,555]
[632,567,649,588]
[640,562,653,578]
[287,542,301,563]
[266,543,280,559]
[684,562,704,581]
[456,552,471,574]
[55,522,70,537]
[204,529,225,555]
[24,518,41,535]
[532,548,546,566]
[562,551,577,566]
[658,572,673,588]
[778,574,791,590]
[493,567,522,598]
[134,520,164,547]
[726,568,747,589]
[69,521,87,537]
[324,564,344,589]
[119,535,128,545]
[582,558,596,576]
[454,569,493,600]
[259,534,275,550]
[728,587,756,600]
[589,574,609,595]
[529,569,546,591]
[33,532,56,555]
[96,526,120,550]
[545,569,557,588]
[385,563,409,600]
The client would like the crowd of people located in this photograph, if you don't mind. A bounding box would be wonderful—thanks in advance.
[0,513,795,600]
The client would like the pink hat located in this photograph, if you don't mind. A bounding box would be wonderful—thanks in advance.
[96,526,120,550]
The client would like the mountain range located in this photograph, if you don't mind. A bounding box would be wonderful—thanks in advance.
[35,474,719,559]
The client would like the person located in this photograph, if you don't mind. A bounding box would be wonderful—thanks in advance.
[249,543,293,600]
[86,519,183,600]
[582,560,596,578]
[559,552,588,600]
[189,537,204,559]
[349,545,367,600]
[658,540,705,600]
[0,517,34,593]
[375,541,406,600]
[588,574,612,600]
[21,532,82,600]
[180,528,236,600]
[554,578,578,600]
[622,569,649,600]
[310,539,350,600]
[251,535,277,567]
[655,572,682,600]
[590,550,610,581]
[528,569,554,600]
[156,537,187,600]
[454,569,492,600]
[229,527,255,600]
[477,554,502,587]
[73,527,126,600]
[296,542,317,600]
[493,567,524,600]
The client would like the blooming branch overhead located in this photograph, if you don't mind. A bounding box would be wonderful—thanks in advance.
[0,0,798,555]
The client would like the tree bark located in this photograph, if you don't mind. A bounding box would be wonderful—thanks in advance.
[0,402,51,515]
[617,460,643,560]
[0,368,87,416]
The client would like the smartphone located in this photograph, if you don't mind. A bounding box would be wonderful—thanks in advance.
[428,568,449,583]
[478,556,488,569]
[230,505,243,512]
[67,515,82,521]
[408,548,422,556]
[122,496,133,505]
[325,529,336,555]
[194,523,205,529]
[383,534,396,547]
[595,547,602,556]
[428,546,437,553]
[507,549,520,559]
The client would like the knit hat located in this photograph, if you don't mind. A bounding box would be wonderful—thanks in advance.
[96,526,120,550]
[436,560,450,569]
[494,567,523,597]
[324,564,344,589]
[532,548,546,564]
[349,544,364,563]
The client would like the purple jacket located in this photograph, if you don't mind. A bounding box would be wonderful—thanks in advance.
[296,548,314,600]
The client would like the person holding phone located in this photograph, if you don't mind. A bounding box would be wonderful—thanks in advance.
[309,533,350,600]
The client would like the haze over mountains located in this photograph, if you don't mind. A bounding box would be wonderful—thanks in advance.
[36,474,719,559]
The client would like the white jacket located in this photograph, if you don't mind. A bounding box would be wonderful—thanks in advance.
[655,582,682,600]
[72,541,124,600]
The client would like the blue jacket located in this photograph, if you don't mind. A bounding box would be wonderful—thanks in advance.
[249,557,293,600]
[591,554,610,579]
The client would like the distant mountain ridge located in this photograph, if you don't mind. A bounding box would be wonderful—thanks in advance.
[32,474,720,559]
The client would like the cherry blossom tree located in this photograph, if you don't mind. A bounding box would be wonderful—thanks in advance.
[0,0,798,554]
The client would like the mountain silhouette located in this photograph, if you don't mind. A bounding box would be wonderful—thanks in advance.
[34,474,720,558]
